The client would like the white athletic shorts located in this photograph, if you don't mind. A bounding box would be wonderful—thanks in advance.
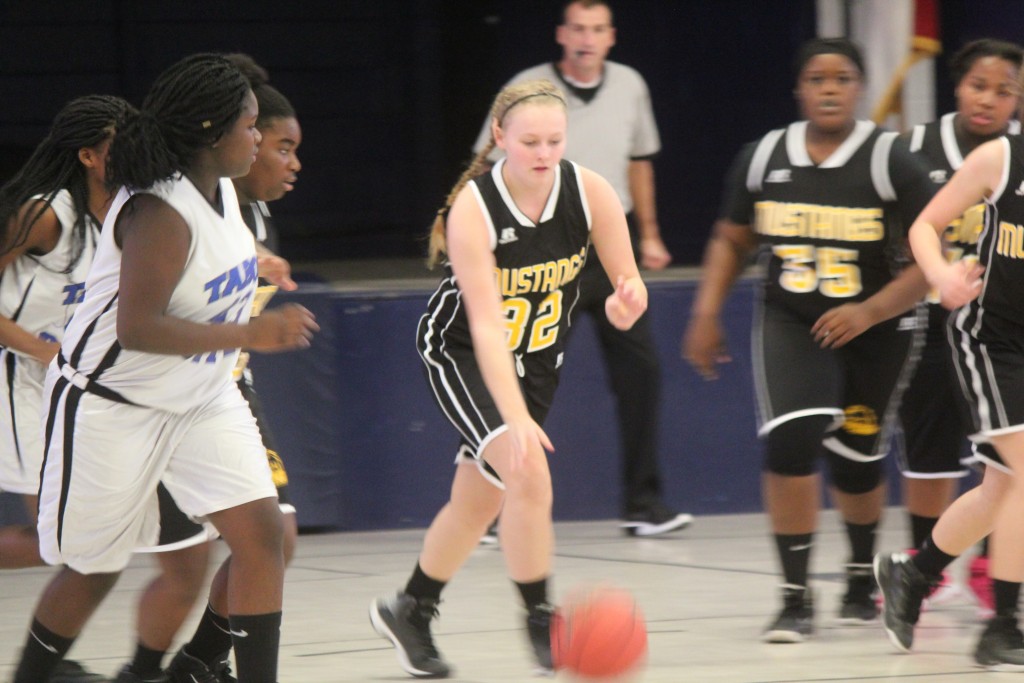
[37,370,277,574]
[0,350,48,495]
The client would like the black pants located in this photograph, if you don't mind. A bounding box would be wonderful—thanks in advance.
[572,215,665,515]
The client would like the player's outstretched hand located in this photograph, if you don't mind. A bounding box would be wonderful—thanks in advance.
[604,275,648,330]
[246,304,319,352]
[682,313,730,380]
[258,254,297,291]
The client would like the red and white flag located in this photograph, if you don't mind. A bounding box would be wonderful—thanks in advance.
[817,0,941,131]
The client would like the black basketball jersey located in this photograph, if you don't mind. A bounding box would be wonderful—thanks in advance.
[722,120,934,322]
[420,158,591,365]
[240,199,280,253]
[972,135,1024,326]
[902,113,1021,261]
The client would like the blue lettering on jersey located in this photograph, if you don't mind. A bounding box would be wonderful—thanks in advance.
[190,290,254,365]
[62,282,86,305]
[38,332,57,343]
[203,256,259,303]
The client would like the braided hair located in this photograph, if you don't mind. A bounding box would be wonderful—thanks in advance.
[107,53,250,191]
[224,53,297,128]
[427,79,567,267]
[0,94,134,270]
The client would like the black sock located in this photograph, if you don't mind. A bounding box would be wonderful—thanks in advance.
[405,562,446,603]
[229,612,281,683]
[183,603,233,666]
[774,533,812,588]
[912,533,957,579]
[515,577,549,611]
[994,580,1021,619]
[129,642,166,677]
[980,536,990,558]
[910,514,938,549]
[13,619,75,683]
[844,520,878,566]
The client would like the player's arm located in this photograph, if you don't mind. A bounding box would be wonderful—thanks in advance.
[0,201,63,363]
[116,194,316,355]
[628,159,671,269]
[682,141,759,378]
[445,186,553,464]
[910,139,1003,308]
[682,217,757,377]
[582,168,648,330]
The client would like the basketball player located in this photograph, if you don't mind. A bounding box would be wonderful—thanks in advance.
[895,38,1023,615]
[875,72,1024,672]
[114,53,304,683]
[370,79,647,678]
[472,0,690,540]
[9,54,317,683]
[682,37,934,643]
[0,95,133,683]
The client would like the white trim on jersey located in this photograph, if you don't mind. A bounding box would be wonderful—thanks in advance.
[489,157,562,226]
[939,112,964,170]
[870,132,898,203]
[746,128,786,193]
[909,123,927,154]
[991,136,1012,203]
[571,161,592,230]
[786,120,875,169]
[468,182,498,251]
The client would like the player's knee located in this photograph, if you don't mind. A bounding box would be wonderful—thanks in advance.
[827,448,883,494]
[763,416,832,477]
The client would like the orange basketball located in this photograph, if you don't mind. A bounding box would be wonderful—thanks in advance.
[551,586,648,678]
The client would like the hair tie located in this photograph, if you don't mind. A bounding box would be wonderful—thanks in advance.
[201,120,213,129]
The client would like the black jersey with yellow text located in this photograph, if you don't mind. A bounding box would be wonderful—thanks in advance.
[420,158,591,369]
[722,120,934,322]
[901,113,1019,267]
[971,135,1024,328]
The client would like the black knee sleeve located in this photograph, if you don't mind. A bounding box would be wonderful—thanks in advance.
[764,415,834,477]
[826,448,883,494]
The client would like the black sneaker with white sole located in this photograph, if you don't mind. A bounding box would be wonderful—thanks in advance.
[49,660,111,683]
[370,592,451,678]
[873,552,936,652]
[526,603,556,677]
[975,616,1024,671]
[762,586,813,643]
[839,563,879,624]
[621,504,693,537]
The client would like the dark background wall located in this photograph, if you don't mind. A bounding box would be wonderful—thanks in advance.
[1,0,1023,266]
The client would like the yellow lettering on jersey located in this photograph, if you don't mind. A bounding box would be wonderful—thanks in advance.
[945,203,985,245]
[754,201,884,242]
[493,247,588,296]
[996,221,1024,258]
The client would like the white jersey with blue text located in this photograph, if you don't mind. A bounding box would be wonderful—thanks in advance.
[0,189,98,347]
[59,177,257,413]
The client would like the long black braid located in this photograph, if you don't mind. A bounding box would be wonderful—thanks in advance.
[224,53,297,127]
[0,94,134,271]
[108,53,250,191]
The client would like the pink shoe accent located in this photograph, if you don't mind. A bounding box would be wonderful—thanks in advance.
[969,555,995,618]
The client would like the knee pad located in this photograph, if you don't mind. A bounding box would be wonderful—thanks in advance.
[826,448,883,494]
[764,415,834,477]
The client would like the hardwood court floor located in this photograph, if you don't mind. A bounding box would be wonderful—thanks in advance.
[0,509,1012,682]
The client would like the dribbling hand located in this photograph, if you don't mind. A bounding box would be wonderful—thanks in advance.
[246,303,319,352]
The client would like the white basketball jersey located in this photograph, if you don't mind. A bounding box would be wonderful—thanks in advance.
[60,177,257,413]
[0,190,98,349]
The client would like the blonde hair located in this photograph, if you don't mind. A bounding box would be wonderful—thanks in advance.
[427,79,567,267]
